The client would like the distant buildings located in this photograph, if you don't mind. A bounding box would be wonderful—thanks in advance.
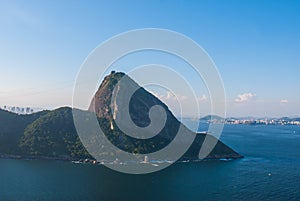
[0,105,41,115]
[200,116,300,125]
[224,118,300,125]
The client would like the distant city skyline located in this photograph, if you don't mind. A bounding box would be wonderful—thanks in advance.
[0,0,299,117]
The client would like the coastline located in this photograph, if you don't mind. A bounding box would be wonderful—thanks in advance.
[0,153,84,162]
[0,153,243,165]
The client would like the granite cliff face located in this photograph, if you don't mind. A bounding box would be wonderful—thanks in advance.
[89,71,180,154]
[89,71,242,160]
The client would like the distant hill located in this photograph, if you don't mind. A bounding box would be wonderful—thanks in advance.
[200,115,224,121]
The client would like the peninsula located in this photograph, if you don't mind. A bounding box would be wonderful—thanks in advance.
[0,71,242,162]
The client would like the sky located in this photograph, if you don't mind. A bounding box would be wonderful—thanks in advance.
[0,0,300,117]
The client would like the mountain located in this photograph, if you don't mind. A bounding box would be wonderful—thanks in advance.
[0,71,242,161]
[89,71,242,160]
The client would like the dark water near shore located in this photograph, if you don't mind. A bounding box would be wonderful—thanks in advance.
[0,125,300,201]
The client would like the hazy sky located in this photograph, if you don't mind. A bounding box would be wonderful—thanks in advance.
[0,0,299,117]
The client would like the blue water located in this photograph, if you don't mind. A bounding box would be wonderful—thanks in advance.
[0,125,300,201]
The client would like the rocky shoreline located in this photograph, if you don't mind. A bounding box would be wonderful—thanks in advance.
[0,153,243,166]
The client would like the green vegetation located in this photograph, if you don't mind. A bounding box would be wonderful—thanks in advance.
[0,107,91,160]
[20,107,90,159]
[0,109,48,155]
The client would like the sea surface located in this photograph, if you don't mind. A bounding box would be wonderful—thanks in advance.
[0,125,300,201]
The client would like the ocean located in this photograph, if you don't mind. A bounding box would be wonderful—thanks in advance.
[0,124,299,201]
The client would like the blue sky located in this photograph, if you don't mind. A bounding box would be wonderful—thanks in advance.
[0,0,299,117]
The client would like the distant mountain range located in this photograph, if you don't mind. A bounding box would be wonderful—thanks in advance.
[199,115,225,121]
[0,71,242,162]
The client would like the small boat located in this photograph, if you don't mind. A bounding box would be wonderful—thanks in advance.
[197,131,208,134]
